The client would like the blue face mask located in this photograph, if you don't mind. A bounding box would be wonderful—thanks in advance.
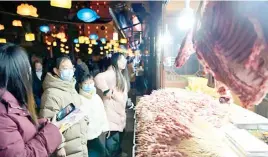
[82,84,96,93]
[60,69,74,82]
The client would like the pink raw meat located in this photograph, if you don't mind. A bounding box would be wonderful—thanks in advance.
[175,1,268,108]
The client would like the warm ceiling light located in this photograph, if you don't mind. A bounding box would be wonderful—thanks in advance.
[25,33,35,41]
[50,0,71,9]
[0,24,4,30]
[113,32,118,40]
[120,38,127,44]
[78,36,85,44]
[0,38,6,43]
[17,3,38,17]
[12,20,22,27]
[57,32,66,39]
[61,38,67,43]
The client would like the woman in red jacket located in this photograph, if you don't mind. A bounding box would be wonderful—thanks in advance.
[0,43,62,157]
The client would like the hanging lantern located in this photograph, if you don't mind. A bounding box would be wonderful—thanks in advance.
[47,47,51,50]
[100,47,103,50]
[51,0,71,9]
[57,32,66,39]
[65,46,69,49]
[75,44,80,47]
[120,38,127,44]
[85,40,90,44]
[75,47,80,52]
[60,44,65,47]
[60,48,65,52]
[0,38,6,43]
[40,25,50,33]
[78,36,85,44]
[25,33,35,41]
[74,38,78,43]
[91,40,97,45]
[104,46,108,49]
[17,3,38,17]
[0,24,4,30]
[12,20,22,27]
[114,43,119,47]
[53,41,57,46]
[47,42,51,45]
[107,43,112,48]
[100,38,106,44]
[89,44,92,47]
[89,34,98,40]
[100,52,104,55]
[88,48,93,54]
[65,50,69,54]
[52,34,57,37]
[84,37,89,42]
[113,32,118,40]
[61,38,67,43]
[77,8,100,23]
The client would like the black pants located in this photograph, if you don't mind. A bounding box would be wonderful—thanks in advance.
[87,136,106,157]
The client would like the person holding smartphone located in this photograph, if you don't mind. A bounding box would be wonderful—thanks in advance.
[40,55,88,157]
[0,43,62,157]
[94,53,130,157]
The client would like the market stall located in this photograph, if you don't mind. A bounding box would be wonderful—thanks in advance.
[133,88,268,157]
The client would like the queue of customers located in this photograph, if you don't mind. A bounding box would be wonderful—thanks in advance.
[0,43,131,157]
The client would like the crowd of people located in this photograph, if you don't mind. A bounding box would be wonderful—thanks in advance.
[0,43,135,157]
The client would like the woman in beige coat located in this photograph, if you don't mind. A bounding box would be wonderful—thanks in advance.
[40,56,88,157]
[94,53,130,157]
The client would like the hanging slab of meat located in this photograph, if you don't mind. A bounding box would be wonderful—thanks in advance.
[175,1,268,108]
[175,30,195,68]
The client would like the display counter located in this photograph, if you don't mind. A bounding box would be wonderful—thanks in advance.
[133,88,268,157]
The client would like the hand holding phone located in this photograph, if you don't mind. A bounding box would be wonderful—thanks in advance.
[56,103,76,121]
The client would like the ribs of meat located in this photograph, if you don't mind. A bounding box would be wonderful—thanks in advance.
[175,1,268,108]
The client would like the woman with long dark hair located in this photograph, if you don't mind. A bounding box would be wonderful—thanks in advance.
[94,53,130,157]
[0,43,62,157]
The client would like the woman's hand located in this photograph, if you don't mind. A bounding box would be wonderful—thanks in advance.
[104,89,113,99]
[57,148,66,157]
[50,114,62,130]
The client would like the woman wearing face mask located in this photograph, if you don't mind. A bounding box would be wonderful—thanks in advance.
[79,74,109,157]
[32,60,45,113]
[40,55,88,157]
[94,53,130,157]
[0,43,62,157]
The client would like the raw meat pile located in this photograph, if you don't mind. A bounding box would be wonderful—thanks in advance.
[135,89,229,157]
[175,1,268,109]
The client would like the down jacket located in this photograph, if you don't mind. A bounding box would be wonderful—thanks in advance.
[0,90,62,157]
[40,73,88,157]
[94,67,128,132]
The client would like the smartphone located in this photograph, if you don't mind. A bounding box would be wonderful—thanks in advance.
[56,103,76,121]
